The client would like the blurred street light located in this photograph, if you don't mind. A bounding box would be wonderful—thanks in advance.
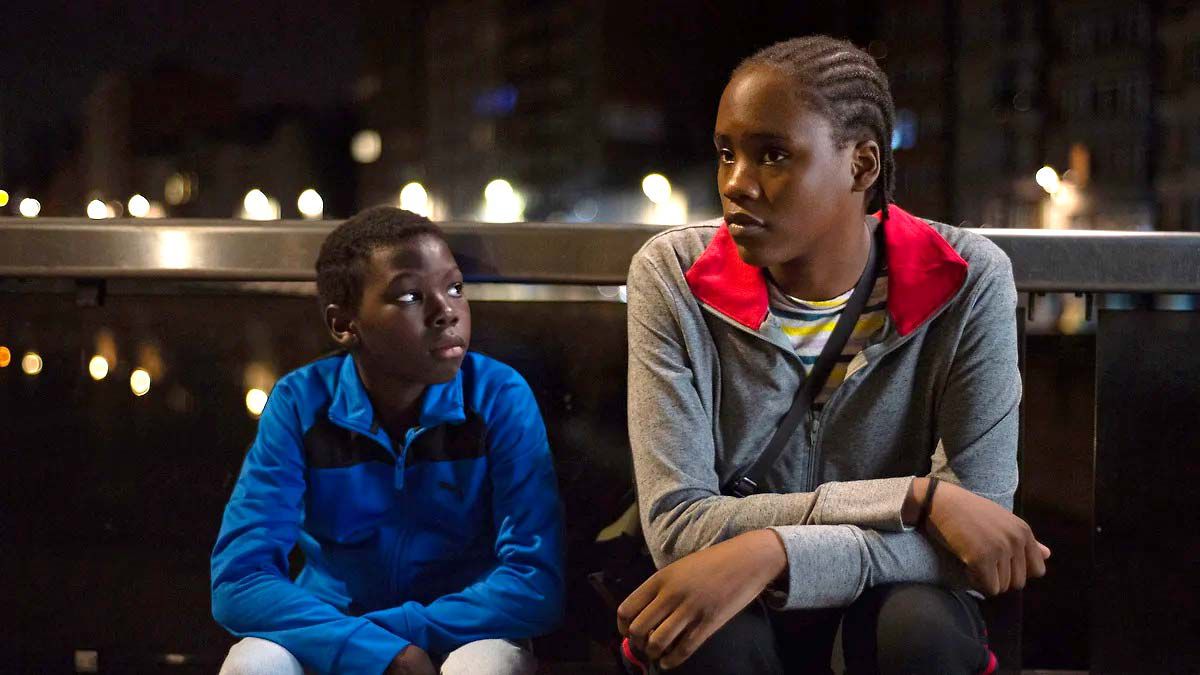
[130,368,151,396]
[1035,166,1061,195]
[87,199,109,219]
[242,189,280,220]
[297,189,324,219]
[0,190,9,207]
[165,173,193,205]
[21,351,43,376]
[18,198,40,217]
[88,355,110,381]
[128,194,150,218]
[642,173,672,205]
[246,388,269,418]
[400,182,431,217]
[481,178,524,223]
[351,130,382,164]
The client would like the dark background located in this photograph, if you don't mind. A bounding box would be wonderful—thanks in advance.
[3,1,1199,672]
[2,1,1197,229]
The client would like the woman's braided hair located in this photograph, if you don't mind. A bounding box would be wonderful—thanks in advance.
[734,35,896,222]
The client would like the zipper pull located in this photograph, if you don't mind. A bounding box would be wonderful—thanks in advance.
[808,410,820,445]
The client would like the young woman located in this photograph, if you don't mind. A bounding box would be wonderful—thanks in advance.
[618,36,1050,674]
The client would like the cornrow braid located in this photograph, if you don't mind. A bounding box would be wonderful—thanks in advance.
[734,35,896,223]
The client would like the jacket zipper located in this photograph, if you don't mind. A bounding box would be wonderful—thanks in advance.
[807,288,967,486]
[386,425,428,599]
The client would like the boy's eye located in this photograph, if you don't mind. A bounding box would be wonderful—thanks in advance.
[396,291,420,303]
[717,148,734,163]
[448,282,465,298]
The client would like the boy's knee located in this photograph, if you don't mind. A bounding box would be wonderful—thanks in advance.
[440,639,536,675]
[218,637,304,675]
[845,583,991,675]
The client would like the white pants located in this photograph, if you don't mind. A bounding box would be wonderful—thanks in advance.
[219,636,537,675]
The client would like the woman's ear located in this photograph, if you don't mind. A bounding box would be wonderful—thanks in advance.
[324,304,359,349]
[851,139,881,194]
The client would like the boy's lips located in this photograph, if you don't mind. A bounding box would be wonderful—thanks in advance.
[430,335,467,360]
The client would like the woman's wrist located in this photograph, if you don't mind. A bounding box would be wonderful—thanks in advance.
[738,529,789,585]
[903,477,930,526]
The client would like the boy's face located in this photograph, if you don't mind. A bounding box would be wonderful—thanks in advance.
[713,63,877,268]
[347,234,471,386]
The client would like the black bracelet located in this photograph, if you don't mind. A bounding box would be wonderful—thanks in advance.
[914,477,940,531]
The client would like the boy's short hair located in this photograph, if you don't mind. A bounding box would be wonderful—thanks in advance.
[315,206,446,311]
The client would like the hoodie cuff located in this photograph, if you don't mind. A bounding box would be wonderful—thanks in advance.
[763,525,867,611]
[333,620,411,675]
[812,477,913,531]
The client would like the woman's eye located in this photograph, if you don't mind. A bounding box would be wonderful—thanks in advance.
[717,148,734,163]
[763,149,788,164]
[448,282,465,298]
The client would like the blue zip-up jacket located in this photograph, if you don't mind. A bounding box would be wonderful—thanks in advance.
[211,351,565,674]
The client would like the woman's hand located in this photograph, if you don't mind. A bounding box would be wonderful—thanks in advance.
[385,644,436,675]
[616,529,787,670]
[910,478,1051,596]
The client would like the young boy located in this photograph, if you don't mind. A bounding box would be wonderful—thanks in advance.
[211,207,564,675]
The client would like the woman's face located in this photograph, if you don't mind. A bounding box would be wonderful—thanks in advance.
[714,63,873,268]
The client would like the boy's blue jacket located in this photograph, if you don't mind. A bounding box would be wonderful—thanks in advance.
[211,351,565,673]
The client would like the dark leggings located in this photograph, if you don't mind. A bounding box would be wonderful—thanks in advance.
[664,583,994,675]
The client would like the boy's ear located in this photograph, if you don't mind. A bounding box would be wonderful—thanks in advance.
[851,139,881,194]
[324,304,359,349]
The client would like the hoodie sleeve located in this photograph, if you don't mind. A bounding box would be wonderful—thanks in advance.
[766,247,1021,610]
[211,380,409,674]
[361,373,565,655]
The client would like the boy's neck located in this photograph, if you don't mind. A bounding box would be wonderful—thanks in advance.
[353,357,425,436]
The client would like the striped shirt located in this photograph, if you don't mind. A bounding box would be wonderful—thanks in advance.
[767,268,890,406]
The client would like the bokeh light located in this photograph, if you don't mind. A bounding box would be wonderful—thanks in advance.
[641,173,672,205]
[21,351,43,376]
[399,182,431,217]
[245,388,269,418]
[297,189,324,219]
[351,130,382,164]
[128,194,150,218]
[88,355,110,381]
[130,368,151,396]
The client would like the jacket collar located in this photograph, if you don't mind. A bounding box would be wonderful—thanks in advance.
[684,205,968,336]
[328,352,467,435]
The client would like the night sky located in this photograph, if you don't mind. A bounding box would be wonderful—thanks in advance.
[1,1,359,185]
[0,1,874,192]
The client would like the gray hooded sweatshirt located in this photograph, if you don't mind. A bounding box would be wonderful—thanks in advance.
[627,206,1020,610]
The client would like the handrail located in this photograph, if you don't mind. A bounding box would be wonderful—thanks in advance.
[1,218,1198,293]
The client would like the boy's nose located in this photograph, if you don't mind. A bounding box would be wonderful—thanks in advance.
[430,303,458,328]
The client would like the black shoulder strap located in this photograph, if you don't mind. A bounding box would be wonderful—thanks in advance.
[725,222,884,497]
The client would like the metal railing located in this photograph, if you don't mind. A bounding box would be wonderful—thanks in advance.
[1,218,1198,293]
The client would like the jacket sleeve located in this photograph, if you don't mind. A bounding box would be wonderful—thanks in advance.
[629,251,923,569]
[362,375,565,655]
[211,381,409,674]
[766,250,1021,609]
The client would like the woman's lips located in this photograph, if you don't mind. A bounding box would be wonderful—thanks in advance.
[726,213,766,238]
[727,221,766,238]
